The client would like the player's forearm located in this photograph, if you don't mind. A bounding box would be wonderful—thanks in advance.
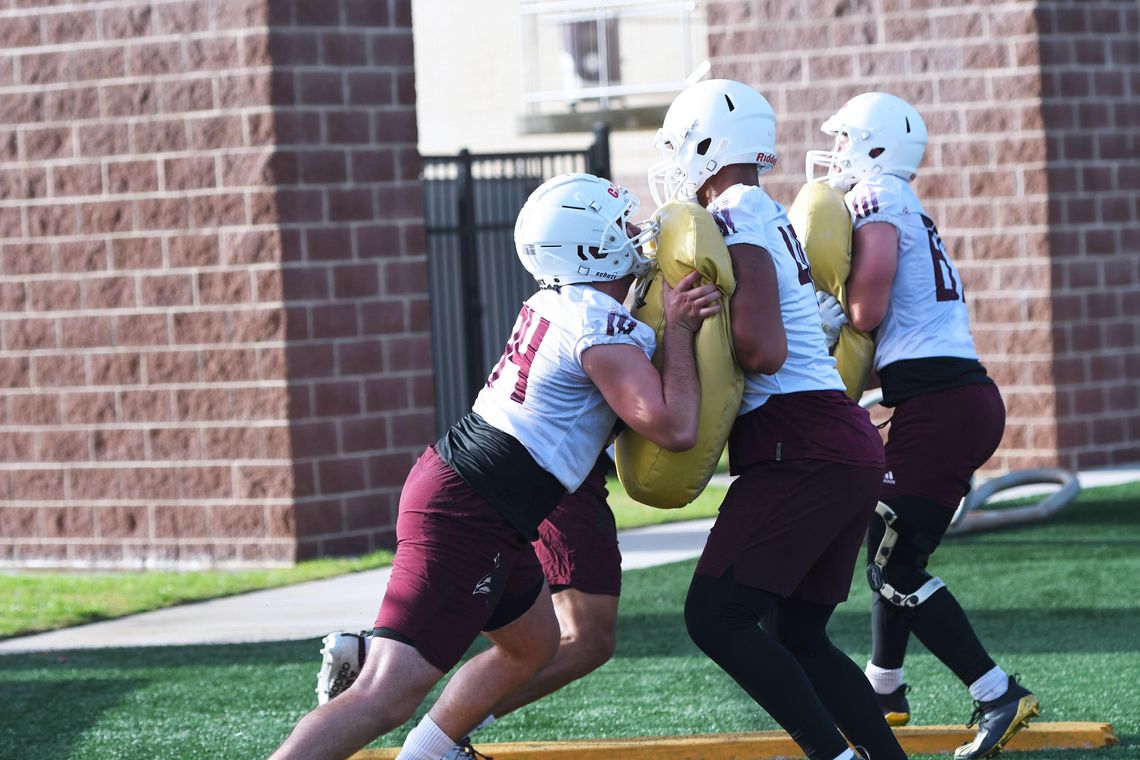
[656,322,701,452]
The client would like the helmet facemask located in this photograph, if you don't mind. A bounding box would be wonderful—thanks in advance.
[806,128,870,189]
[648,122,711,207]
[594,189,659,280]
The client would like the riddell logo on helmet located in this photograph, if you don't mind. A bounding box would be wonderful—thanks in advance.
[756,152,777,167]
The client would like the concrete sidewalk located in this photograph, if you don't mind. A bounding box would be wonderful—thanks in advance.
[1,464,1136,655]
[0,517,715,654]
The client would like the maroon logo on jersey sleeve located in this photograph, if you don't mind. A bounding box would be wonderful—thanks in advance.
[606,310,636,336]
[711,207,737,237]
[852,189,880,219]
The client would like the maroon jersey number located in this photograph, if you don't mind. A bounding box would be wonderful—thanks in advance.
[486,305,551,404]
[921,213,962,302]
[778,225,814,286]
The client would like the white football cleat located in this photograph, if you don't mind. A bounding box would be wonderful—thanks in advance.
[315,631,369,705]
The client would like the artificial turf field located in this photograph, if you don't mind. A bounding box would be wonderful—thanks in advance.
[1,483,1137,760]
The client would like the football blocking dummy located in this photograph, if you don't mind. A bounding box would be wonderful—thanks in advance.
[614,201,743,509]
[787,182,875,400]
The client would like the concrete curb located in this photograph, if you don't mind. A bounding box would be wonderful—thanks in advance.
[356,722,1118,759]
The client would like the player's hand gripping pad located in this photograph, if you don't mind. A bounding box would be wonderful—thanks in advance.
[614,202,743,509]
[788,182,875,400]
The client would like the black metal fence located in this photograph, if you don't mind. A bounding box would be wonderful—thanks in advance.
[422,124,611,435]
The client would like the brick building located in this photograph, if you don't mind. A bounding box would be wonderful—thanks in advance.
[1,0,1136,568]
[700,0,1139,474]
[1,0,430,568]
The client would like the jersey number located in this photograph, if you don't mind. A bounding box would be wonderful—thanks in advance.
[486,305,551,404]
[777,225,813,286]
[921,214,962,302]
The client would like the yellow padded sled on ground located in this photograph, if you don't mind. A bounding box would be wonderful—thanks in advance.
[361,721,1118,759]
[614,202,742,509]
[788,182,875,400]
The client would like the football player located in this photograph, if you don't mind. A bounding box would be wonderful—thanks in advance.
[649,79,905,760]
[807,92,1040,759]
[313,449,624,759]
[268,173,721,760]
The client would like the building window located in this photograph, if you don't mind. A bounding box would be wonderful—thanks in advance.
[519,0,708,133]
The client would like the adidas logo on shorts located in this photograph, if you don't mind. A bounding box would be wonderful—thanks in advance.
[473,574,493,595]
[883,470,896,485]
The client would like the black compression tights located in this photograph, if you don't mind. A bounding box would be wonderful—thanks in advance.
[685,569,907,760]
[868,495,996,686]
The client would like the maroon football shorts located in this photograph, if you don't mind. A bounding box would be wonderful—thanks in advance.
[373,446,546,672]
[532,454,621,597]
[695,460,882,605]
[880,382,1006,508]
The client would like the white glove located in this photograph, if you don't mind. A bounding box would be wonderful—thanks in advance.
[816,290,848,350]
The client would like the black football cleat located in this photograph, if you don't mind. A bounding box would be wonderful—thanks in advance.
[954,676,1040,759]
[875,683,911,727]
[445,738,493,759]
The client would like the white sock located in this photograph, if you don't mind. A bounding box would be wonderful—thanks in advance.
[969,665,1009,702]
[865,661,905,694]
[832,749,857,760]
[396,715,455,760]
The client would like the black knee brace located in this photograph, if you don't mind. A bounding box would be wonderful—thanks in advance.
[865,495,954,608]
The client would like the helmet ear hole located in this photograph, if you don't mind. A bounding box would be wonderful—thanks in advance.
[696,137,712,156]
[869,147,885,158]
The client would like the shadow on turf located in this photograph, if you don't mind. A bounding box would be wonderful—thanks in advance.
[0,640,314,670]
[1,677,145,756]
[612,604,1140,658]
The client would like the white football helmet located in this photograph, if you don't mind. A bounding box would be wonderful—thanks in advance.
[514,173,658,289]
[648,79,778,208]
[806,92,928,189]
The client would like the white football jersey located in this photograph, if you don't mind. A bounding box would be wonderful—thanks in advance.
[707,184,845,415]
[472,284,655,491]
[846,175,978,371]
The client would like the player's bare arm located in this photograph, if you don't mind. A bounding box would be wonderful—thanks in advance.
[847,221,898,332]
[583,269,720,452]
[727,242,786,375]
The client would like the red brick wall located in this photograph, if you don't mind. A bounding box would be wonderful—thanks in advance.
[0,0,430,568]
[705,0,1139,474]
[269,0,433,561]
[1038,1,1140,470]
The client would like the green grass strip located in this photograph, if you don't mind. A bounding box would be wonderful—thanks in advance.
[0,550,393,639]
